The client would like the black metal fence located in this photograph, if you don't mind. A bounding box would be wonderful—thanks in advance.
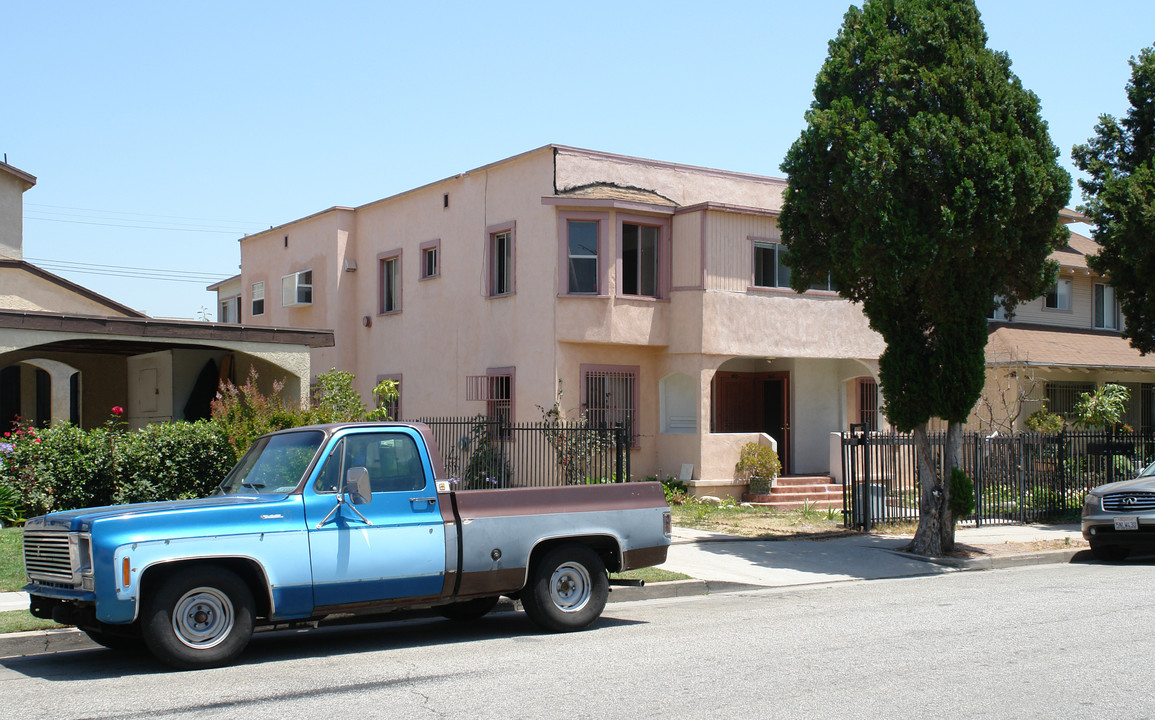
[415,416,631,490]
[843,427,1155,529]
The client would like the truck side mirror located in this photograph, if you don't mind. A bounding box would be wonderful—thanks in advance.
[344,467,372,505]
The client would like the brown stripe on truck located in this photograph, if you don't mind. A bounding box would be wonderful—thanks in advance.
[449,481,666,518]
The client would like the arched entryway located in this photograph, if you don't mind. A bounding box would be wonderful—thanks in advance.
[711,358,790,472]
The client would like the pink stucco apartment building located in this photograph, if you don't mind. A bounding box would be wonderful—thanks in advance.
[217,145,886,496]
[215,144,1153,495]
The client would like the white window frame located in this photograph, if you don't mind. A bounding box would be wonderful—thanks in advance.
[1094,283,1119,330]
[251,281,265,316]
[753,241,791,289]
[378,250,402,315]
[281,270,313,307]
[487,225,515,297]
[1044,278,1072,311]
[420,239,440,281]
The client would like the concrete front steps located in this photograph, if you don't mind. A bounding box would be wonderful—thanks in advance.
[743,475,844,510]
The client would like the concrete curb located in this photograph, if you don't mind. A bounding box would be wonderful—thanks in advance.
[887,547,1087,571]
[0,627,94,659]
[0,547,1087,660]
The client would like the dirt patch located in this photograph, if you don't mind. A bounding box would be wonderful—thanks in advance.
[946,538,1088,559]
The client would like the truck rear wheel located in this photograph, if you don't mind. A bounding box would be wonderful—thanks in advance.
[521,544,608,632]
[140,565,255,670]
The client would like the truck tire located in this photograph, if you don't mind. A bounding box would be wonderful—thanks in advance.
[521,543,608,633]
[437,596,501,621]
[140,565,255,670]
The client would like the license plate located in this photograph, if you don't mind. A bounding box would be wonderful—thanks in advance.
[1114,516,1139,531]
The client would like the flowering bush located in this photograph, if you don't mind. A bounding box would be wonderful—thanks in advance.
[0,415,233,518]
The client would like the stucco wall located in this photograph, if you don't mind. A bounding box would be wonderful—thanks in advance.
[0,268,139,316]
[0,172,25,261]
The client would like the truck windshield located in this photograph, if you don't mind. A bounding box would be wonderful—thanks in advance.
[218,430,326,495]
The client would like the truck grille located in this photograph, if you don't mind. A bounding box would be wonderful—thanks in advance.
[23,532,75,583]
[1103,492,1155,513]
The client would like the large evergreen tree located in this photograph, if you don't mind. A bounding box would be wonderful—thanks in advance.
[1072,46,1155,354]
[779,0,1070,554]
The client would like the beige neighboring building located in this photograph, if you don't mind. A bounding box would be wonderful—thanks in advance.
[978,228,1155,433]
[219,145,889,496]
[0,161,332,431]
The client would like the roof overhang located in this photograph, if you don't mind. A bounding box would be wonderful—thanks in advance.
[986,322,1155,372]
[0,162,36,191]
[0,310,334,350]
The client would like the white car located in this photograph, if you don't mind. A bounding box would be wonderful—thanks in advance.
[1082,460,1155,561]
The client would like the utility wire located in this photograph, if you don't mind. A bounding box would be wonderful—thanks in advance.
[25,202,261,226]
[24,257,232,284]
[25,215,250,234]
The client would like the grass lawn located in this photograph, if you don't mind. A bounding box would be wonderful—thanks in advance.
[669,499,856,539]
[1,527,26,593]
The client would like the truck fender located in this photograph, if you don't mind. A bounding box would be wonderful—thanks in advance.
[124,554,275,622]
[523,534,623,586]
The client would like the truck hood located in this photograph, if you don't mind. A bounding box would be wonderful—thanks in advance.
[24,494,284,532]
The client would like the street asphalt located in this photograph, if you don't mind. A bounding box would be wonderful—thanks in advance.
[0,522,1089,659]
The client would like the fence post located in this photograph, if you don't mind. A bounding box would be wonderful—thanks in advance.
[973,433,983,529]
[614,422,625,483]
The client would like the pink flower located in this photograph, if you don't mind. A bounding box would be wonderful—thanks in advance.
[33,438,40,444]
[111,406,124,417]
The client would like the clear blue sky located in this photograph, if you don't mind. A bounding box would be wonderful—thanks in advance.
[3,1,1152,319]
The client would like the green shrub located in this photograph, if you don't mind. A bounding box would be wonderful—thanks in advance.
[949,467,976,520]
[1025,407,1064,433]
[210,367,305,462]
[0,481,20,527]
[735,442,781,494]
[0,422,117,516]
[114,421,234,504]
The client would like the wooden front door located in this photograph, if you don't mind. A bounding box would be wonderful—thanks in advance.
[714,371,790,472]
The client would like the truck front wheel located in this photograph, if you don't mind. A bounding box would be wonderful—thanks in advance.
[140,566,255,670]
[521,544,608,632]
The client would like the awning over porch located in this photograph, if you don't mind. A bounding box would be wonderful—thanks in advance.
[986,322,1155,371]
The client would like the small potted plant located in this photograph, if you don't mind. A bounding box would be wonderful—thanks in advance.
[736,442,781,496]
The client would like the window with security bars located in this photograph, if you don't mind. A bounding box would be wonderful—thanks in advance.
[582,366,638,445]
[466,370,514,437]
[1045,381,1095,421]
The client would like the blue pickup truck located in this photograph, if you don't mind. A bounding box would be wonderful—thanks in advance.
[22,422,671,669]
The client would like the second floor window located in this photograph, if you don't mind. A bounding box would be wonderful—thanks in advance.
[421,244,439,280]
[219,297,241,323]
[621,223,659,297]
[251,281,265,316]
[1094,283,1119,330]
[1044,278,1071,311]
[281,270,312,307]
[379,254,400,314]
[567,220,600,294]
[489,229,514,297]
[754,242,791,288]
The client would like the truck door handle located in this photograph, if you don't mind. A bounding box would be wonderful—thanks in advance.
[410,497,436,505]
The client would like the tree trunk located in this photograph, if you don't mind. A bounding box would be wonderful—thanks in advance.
[906,424,945,556]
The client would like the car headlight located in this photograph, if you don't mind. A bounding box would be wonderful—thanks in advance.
[1083,493,1102,515]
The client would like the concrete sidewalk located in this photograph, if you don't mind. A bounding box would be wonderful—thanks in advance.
[646,523,1086,593]
[0,523,1088,658]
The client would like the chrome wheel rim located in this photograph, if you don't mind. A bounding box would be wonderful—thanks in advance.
[549,562,592,613]
[172,586,234,649]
